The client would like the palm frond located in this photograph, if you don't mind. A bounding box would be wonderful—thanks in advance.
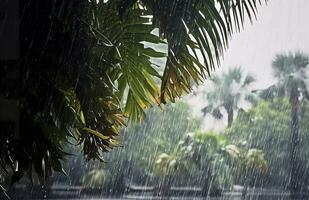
[242,74,255,88]
[270,52,309,101]
[256,84,286,101]
[1,0,266,183]
[84,1,166,128]
[201,104,214,116]
[136,0,265,103]
[72,1,167,160]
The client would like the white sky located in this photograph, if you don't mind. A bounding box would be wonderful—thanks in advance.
[220,0,309,89]
[186,0,309,130]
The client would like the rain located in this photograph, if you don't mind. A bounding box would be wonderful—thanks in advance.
[1,0,309,200]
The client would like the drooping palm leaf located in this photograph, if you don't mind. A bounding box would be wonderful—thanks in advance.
[85,1,165,124]
[258,52,309,101]
[120,0,265,103]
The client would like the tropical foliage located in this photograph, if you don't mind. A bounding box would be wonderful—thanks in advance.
[177,132,232,194]
[51,101,201,193]
[55,59,309,197]
[7,59,309,198]
[151,130,268,196]
[0,0,264,184]
[226,98,309,189]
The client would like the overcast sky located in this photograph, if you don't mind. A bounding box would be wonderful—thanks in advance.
[220,0,309,88]
[186,0,309,130]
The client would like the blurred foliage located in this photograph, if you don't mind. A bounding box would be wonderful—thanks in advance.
[259,52,309,101]
[83,169,108,188]
[226,98,309,188]
[108,101,202,185]
[48,101,201,192]
[176,131,232,194]
[172,131,267,195]
[243,149,268,173]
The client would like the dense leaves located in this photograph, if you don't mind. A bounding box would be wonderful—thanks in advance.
[226,99,309,188]
[55,101,201,192]
[131,0,266,103]
[0,0,164,184]
[0,0,264,184]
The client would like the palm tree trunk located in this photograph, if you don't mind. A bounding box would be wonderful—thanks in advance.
[289,89,301,197]
[227,108,234,128]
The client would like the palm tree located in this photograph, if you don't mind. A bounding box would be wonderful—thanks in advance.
[271,52,309,195]
[201,67,256,127]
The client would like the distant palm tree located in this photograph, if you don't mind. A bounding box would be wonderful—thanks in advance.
[201,67,255,127]
[270,52,309,194]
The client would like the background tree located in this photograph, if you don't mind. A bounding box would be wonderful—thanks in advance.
[201,67,256,127]
[271,53,309,195]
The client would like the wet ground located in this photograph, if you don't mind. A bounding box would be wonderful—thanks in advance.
[8,185,309,200]
[34,197,305,200]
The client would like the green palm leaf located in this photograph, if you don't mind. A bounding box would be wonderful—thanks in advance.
[120,0,266,103]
